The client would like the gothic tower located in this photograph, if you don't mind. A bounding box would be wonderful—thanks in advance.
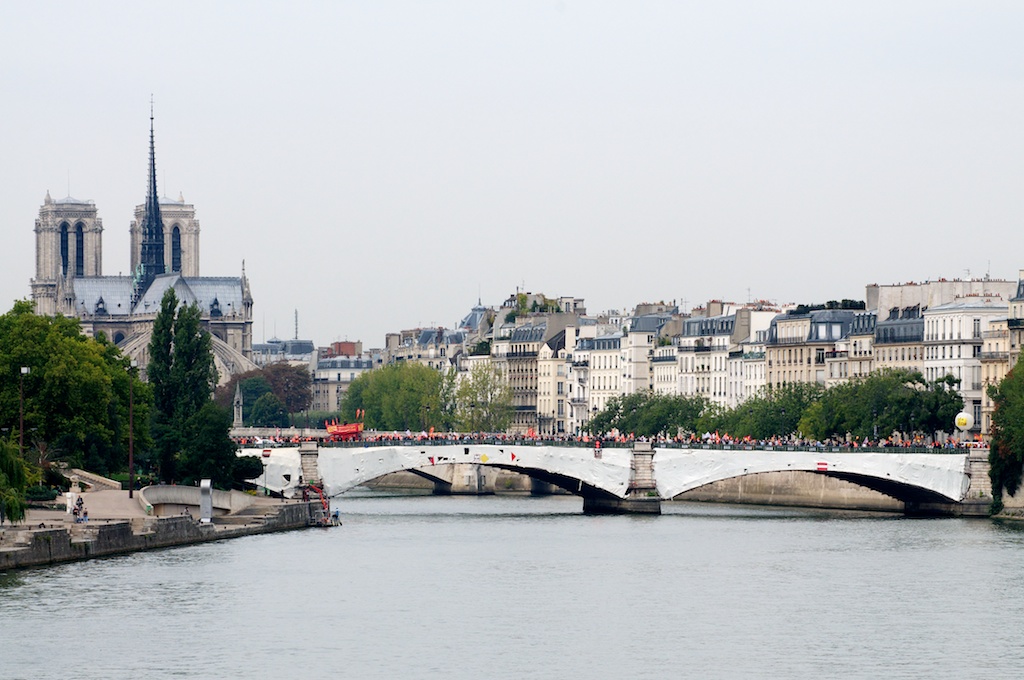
[31,191,104,316]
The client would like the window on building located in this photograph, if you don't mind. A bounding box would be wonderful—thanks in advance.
[60,223,69,276]
[75,223,85,276]
[171,226,182,272]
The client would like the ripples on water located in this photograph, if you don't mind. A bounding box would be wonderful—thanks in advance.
[3,495,1024,679]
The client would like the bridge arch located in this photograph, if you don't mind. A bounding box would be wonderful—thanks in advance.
[315,444,633,501]
[653,449,971,505]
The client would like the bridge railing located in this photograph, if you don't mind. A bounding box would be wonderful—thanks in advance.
[318,437,980,455]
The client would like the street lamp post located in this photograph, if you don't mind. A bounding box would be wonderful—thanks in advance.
[128,360,138,498]
[19,367,29,458]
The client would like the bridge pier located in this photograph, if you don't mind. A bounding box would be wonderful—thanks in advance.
[582,495,662,514]
[582,442,662,515]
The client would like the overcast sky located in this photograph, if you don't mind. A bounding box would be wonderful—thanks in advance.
[3,1,1022,347]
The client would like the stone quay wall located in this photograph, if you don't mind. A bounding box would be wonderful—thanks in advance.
[0,502,318,571]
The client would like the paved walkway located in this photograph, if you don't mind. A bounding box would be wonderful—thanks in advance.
[21,489,149,529]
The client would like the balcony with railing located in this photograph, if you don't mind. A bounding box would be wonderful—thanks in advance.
[767,337,809,346]
[980,351,1009,361]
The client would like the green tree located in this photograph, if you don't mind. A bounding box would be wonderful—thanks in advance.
[797,369,961,442]
[177,402,251,489]
[588,391,708,438]
[454,364,513,432]
[147,288,220,482]
[250,392,289,428]
[988,367,1024,511]
[342,362,445,431]
[214,365,311,422]
[700,383,823,440]
[0,438,28,524]
[0,301,150,476]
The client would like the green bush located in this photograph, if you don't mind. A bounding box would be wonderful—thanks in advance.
[25,486,59,502]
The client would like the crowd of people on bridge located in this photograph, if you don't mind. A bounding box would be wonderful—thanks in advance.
[234,429,986,451]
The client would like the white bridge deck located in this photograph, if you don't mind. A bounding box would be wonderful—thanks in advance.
[240,443,972,506]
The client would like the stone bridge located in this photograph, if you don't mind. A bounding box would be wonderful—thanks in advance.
[240,442,976,515]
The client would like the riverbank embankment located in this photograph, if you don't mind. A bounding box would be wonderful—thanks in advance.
[0,490,321,571]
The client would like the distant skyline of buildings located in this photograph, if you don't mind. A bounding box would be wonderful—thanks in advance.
[279,272,1024,441]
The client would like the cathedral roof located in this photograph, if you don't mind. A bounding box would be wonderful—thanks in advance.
[69,273,247,318]
[71,277,134,316]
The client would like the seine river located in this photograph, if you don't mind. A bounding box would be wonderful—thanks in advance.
[3,494,1024,679]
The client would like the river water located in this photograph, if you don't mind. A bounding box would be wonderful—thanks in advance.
[3,493,1024,679]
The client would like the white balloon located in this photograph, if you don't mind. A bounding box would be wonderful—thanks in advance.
[954,411,975,431]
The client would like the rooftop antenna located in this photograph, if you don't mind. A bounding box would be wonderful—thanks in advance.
[294,309,299,340]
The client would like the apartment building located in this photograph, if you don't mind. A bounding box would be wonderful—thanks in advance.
[766,309,857,388]
[923,295,1008,434]
[537,331,568,435]
[589,333,622,413]
[385,327,467,371]
[622,314,670,395]
[873,306,925,374]
[980,318,1011,437]
[311,354,375,412]
[507,322,546,434]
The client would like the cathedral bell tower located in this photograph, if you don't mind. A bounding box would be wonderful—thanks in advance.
[31,191,104,316]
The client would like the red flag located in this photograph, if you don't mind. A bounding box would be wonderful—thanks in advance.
[511,453,517,462]
[429,457,435,465]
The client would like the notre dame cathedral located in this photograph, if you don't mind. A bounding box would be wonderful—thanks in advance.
[30,113,257,383]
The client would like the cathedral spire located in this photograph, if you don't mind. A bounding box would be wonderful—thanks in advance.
[135,100,166,302]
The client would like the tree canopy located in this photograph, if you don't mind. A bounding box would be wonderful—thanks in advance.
[147,288,242,485]
[0,300,150,476]
[588,391,709,438]
[342,362,447,431]
[0,437,28,524]
[798,370,961,442]
[453,364,513,432]
[988,367,1024,511]
[250,392,290,428]
[214,363,312,423]
[588,372,964,444]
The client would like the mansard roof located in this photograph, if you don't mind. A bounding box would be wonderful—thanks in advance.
[629,314,670,333]
[545,330,566,352]
[416,328,465,347]
[683,314,734,337]
[510,323,546,343]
